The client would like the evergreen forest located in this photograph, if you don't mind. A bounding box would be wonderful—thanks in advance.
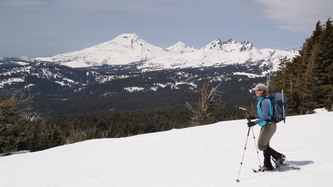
[272,18,333,114]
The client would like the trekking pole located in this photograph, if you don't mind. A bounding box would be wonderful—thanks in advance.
[251,128,262,170]
[282,89,286,123]
[236,127,251,183]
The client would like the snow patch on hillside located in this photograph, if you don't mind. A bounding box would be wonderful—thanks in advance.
[0,77,25,88]
[124,87,145,92]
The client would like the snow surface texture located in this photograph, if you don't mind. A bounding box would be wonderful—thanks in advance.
[0,110,331,186]
[36,33,298,72]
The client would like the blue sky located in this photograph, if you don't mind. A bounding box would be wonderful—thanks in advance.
[0,0,332,57]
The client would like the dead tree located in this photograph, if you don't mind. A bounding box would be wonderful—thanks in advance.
[185,82,224,126]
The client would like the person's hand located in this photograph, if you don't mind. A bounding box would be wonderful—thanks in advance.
[245,114,256,121]
[247,121,256,127]
[248,116,256,120]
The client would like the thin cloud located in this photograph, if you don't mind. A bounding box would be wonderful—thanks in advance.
[62,0,225,15]
[0,0,63,7]
[254,0,332,33]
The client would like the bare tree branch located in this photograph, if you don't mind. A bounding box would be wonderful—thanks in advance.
[185,82,224,126]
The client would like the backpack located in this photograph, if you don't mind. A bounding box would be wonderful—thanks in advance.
[261,90,287,123]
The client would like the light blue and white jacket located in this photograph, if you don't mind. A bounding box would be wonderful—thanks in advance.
[255,96,273,126]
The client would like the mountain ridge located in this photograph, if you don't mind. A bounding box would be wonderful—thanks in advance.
[0,33,298,117]
[34,33,298,72]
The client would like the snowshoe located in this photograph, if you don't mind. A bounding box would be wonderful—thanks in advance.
[273,159,300,171]
[275,154,286,164]
[253,166,275,173]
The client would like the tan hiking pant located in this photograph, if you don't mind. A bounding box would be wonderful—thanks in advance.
[258,123,277,151]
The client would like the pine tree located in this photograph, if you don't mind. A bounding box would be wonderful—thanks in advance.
[48,126,65,148]
[272,56,290,90]
[318,18,333,109]
[0,95,34,153]
[272,18,333,114]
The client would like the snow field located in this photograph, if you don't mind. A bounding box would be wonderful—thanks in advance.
[0,110,332,186]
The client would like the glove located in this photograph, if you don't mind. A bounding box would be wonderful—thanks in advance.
[246,115,256,121]
[248,116,256,120]
[247,121,256,127]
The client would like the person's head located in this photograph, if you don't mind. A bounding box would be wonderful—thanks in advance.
[252,83,268,97]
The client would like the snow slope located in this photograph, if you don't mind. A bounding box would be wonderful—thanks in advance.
[0,110,332,187]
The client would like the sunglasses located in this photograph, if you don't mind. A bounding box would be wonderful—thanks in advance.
[253,89,263,92]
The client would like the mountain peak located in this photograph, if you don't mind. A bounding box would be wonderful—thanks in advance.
[119,33,139,38]
[36,33,298,70]
[36,33,166,67]
[173,41,186,47]
[220,39,254,52]
[105,33,146,48]
[202,39,223,50]
[166,42,197,53]
[113,33,140,41]
[203,38,253,51]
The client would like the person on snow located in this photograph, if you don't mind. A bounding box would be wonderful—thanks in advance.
[247,83,286,171]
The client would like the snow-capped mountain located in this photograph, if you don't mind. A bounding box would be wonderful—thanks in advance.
[166,42,197,54]
[0,33,298,117]
[36,33,298,73]
[37,33,168,68]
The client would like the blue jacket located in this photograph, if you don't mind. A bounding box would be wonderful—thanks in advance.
[255,96,273,126]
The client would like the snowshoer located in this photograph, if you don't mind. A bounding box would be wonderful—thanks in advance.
[247,83,286,171]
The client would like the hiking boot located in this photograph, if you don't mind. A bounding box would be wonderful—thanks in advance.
[266,147,285,164]
[263,150,274,171]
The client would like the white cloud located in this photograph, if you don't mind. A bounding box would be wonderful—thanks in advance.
[254,0,332,33]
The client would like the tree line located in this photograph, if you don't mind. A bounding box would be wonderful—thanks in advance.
[0,93,243,153]
[271,18,333,114]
